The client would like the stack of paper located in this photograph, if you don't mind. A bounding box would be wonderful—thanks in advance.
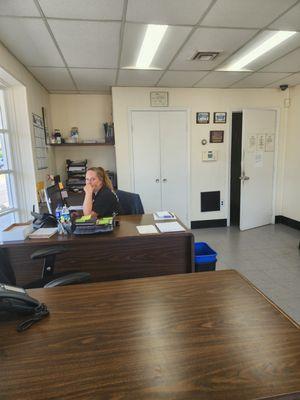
[136,225,158,234]
[155,222,185,233]
[28,228,58,239]
[153,211,176,220]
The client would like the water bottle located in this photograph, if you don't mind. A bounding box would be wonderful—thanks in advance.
[61,204,70,222]
[55,204,62,220]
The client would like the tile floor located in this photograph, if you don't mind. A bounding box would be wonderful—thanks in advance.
[193,223,300,324]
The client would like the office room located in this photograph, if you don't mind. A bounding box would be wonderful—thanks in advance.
[1,0,300,398]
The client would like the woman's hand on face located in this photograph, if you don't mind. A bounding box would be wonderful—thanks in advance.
[84,183,94,196]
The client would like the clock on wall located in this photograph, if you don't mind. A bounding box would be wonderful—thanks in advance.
[150,91,169,107]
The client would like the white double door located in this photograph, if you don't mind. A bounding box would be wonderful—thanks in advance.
[131,110,189,225]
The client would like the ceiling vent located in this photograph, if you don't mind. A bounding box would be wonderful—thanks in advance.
[190,51,219,61]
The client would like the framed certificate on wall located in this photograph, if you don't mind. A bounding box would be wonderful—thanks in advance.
[150,91,169,107]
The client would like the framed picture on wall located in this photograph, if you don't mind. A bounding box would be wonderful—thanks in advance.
[196,112,210,124]
[213,112,227,123]
[210,130,224,143]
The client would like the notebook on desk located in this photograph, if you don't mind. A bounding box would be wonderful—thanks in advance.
[68,205,83,211]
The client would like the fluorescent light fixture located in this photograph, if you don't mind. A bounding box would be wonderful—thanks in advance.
[136,24,168,69]
[223,30,297,71]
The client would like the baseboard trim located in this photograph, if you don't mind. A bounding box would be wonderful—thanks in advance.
[191,219,227,229]
[275,215,300,230]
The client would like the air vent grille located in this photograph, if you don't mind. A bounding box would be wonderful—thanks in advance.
[191,51,219,61]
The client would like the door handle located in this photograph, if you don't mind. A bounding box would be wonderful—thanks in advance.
[239,174,250,181]
[162,178,167,182]
[155,178,160,183]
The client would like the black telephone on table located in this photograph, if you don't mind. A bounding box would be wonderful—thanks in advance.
[0,283,49,331]
[31,211,57,229]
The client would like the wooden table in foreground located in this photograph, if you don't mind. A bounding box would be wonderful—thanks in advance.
[0,214,194,286]
[1,270,300,400]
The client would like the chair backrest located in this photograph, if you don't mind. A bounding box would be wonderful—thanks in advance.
[116,190,144,215]
[0,248,16,285]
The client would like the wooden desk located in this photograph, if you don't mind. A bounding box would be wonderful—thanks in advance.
[1,270,300,399]
[0,214,194,286]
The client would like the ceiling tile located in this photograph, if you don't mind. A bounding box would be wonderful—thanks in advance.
[121,23,191,69]
[194,71,251,87]
[266,73,300,87]
[201,0,297,28]
[0,18,64,67]
[118,69,163,86]
[231,72,290,88]
[170,27,257,71]
[49,20,121,68]
[28,67,76,90]
[39,0,124,20]
[0,0,40,17]
[260,48,300,73]
[269,3,300,31]
[70,68,117,90]
[126,0,212,25]
[158,71,207,87]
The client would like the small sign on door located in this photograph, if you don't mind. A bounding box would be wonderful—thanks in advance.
[265,134,275,152]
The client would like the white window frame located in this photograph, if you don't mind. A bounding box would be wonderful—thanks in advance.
[0,87,18,224]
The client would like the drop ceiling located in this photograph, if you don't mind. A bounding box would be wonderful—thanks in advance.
[1,0,300,92]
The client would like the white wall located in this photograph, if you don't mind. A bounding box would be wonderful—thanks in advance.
[0,41,53,220]
[282,85,300,222]
[49,94,116,181]
[112,87,287,223]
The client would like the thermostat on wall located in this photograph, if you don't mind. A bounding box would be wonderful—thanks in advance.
[202,150,218,161]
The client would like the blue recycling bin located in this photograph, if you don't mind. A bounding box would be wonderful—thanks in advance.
[194,242,217,272]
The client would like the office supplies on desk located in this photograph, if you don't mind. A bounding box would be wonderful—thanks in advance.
[68,205,83,211]
[73,216,114,235]
[153,211,176,220]
[29,228,58,239]
[155,221,185,233]
[136,225,158,234]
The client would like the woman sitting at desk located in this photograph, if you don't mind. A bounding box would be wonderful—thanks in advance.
[83,167,121,217]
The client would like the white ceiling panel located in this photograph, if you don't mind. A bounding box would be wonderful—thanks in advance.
[269,3,300,31]
[201,0,297,28]
[118,69,163,86]
[70,68,117,90]
[194,71,251,87]
[158,71,207,87]
[260,48,300,73]
[170,27,257,71]
[121,23,191,69]
[28,67,76,90]
[0,0,40,17]
[0,18,64,67]
[49,20,121,68]
[126,0,212,25]
[266,73,300,87]
[39,0,124,20]
[231,72,290,88]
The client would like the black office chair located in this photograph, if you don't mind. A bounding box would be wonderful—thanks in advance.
[116,189,144,215]
[0,248,91,289]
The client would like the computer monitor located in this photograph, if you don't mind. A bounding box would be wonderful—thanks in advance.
[44,184,64,215]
